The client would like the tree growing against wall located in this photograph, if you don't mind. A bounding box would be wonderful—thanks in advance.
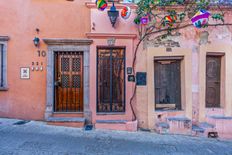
[129,0,232,121]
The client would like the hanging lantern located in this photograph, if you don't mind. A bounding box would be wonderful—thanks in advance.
[140,15,149,25]
[96,0,108,11]
[191,9,210,28]
[121,6,131,20]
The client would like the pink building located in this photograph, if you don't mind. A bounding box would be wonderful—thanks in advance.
[1,0,232,139]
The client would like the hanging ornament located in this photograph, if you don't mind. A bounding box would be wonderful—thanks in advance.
[121,6,131,20]
[164,15,177,24]
[140,15,149,25]
[96,0,108,11]
[191,9,210,28]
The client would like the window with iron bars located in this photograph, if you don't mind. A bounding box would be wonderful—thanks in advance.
[0,36,9,90]
[0,44,3,87]
[97,47,126,113]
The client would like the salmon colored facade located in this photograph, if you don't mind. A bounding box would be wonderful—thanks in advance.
[1,0,232,139]
[0,0,90,120]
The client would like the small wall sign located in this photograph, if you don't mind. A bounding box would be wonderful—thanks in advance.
[136,72,147,86]
[128,75,135,82]
[107,38,116,46]
[20,67,30,79]
[127,67,133,75]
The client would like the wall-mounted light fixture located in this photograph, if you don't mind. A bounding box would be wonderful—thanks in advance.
[107,2,119,28]
[33,28,40,47]
[33,37,40,47]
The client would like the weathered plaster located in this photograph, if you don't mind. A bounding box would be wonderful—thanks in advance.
[146,47,193,129]
[199,43,232,121]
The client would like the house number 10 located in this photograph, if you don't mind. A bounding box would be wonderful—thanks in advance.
[37,50,47,57]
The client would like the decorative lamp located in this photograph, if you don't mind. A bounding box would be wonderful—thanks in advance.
[107,2,119,27]
[33,37,40,47]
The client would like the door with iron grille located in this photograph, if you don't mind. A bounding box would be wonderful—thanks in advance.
[54,51,83,112]
[97,48,125,113]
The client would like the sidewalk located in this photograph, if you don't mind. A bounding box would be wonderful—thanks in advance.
[0,118,232,155]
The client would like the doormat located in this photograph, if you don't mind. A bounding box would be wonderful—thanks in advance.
[13,120,30,125]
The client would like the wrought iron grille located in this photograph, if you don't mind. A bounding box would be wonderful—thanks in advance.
[97,47,125,113]
[54,51,83,112]
[0,44,3,87]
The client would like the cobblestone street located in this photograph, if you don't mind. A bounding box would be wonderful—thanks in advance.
[0,118,232,155]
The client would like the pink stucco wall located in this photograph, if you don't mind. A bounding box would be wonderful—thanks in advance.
[0,0,90,120]
[87,5,138,123]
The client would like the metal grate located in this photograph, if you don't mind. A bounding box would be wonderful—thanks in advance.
[97,48,125,113]
[72,58,81,72]
[72,75,81,88]
[61,58,69,72]
[61,75,69,88]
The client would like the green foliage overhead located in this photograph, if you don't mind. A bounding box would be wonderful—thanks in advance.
[134,0,226,33]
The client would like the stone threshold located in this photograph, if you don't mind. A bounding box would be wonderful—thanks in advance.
[47,117,85,122]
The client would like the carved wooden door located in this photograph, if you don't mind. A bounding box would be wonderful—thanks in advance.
[206,56,221,108]
[54,51,83,112]
[154,60,181,110]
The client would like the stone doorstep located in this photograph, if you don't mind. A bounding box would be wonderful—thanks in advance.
[192,122,217,137]
[155,122,170,134]
[192,125,205,133]
[155,122,170,129]
[167,116,191,122]
[208,115,232,120]
[47,117,86,128]
[95,120,138,132]
[47,117,85,123]
[198,122,215,129]
[96,120,127,124]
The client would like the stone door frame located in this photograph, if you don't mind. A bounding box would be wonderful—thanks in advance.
[43,39,93,123]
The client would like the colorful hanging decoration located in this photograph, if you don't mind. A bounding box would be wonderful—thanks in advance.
[121,6,131,20]
[96,0,107,11]
[140,15,149,25]
[191,9,210,28]
[164,15,177,25]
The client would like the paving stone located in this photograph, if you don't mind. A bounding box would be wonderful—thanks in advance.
[0,118,232,155]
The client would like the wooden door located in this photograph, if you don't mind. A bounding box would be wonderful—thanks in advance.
[206,56,221,108]
[97,48,125,113]
[154,60,181,110]
[54,51,83,112]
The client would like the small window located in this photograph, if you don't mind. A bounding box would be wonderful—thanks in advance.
[0,36,9,90]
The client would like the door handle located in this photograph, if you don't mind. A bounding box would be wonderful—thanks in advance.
[55,80,61,87]
[55,72,61,87]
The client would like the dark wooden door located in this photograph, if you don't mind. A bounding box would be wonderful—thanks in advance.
[154,60,181,110]
[206,56,221,108]
[97,48,125,113]
[54,51,83,112]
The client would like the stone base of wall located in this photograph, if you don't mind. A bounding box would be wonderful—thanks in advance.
[95,120,138,132]
[47,122,85,128]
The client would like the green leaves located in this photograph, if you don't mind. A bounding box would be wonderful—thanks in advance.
[212,13,224,22]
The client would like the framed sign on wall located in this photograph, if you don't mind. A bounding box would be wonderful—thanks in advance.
[20,67,30,79]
